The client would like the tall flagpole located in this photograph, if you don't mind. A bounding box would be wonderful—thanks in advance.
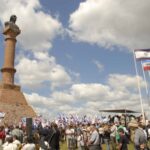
[133,50,145,122]
[141,61,150,106]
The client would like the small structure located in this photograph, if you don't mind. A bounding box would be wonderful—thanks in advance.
[99,109,139,127]
[0,15,36,124]
[99,109,139,113]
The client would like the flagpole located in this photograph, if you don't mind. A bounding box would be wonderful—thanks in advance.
[148,71,150,88]
[148,71,150,78]
[141,61,149,94]
[133,50,145,122]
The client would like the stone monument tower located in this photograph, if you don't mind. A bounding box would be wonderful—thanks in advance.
[0,15,36,124]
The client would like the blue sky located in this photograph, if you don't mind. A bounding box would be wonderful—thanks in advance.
[0,0,150,119]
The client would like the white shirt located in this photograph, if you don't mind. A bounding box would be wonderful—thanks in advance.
[89,130,99,145]
[110,125,117,137]
[66,128,75,138]
[3,143,18,150]
[99,127,104,134]
[13,139,21,145]
[21,143,35,150]
[148,128,150,137]
[66,128,74,135]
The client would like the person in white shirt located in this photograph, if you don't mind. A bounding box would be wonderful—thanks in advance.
[13,135,21,145]
[2,135,9,148]
[21,137,35,150]
[87,124,101,150]
[3,136,18,150]
[110,123,117,150]
[65,125,75,149]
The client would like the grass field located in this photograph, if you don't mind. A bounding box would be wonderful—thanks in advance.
[60,142,134,150]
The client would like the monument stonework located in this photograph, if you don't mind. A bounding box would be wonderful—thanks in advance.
[0,15,36,124]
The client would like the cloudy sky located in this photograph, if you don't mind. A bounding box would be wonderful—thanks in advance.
[0,0,150,119]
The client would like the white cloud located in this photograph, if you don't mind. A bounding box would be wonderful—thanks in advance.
[71,83,110,101]
[16,53,71,89]
[24,93,58,118]
[51,91,74,103]
[69,0,150,49]
[49,65,71,89]
[0,0,62,51]
[24,73,150,119]
[107,74,145,91]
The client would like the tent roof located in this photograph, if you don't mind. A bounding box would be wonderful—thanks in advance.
[99,109,139,113]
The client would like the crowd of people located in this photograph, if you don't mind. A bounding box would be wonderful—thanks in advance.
[0,114,149,150]
[64,114,150,150]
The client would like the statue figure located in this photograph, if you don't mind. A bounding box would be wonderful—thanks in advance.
[4,15,20,34]
[9,15,17,24]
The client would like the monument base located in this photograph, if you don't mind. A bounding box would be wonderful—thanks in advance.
[0,83,36,124]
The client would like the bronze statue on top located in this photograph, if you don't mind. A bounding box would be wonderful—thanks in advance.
[4,15,20,34]
[9,15,17,24]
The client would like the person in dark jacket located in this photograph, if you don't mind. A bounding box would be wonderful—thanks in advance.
[38,125,50,150]
[47,123,60,150]
[118,128,129,150]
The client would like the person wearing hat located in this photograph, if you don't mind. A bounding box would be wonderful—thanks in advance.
[87,124,101,150]
[134,121,148,150]
[128,119,139,143]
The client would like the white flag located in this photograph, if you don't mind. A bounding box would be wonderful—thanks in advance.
[134,49,150,60]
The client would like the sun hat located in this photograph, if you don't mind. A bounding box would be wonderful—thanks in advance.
[128,119,138,128]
